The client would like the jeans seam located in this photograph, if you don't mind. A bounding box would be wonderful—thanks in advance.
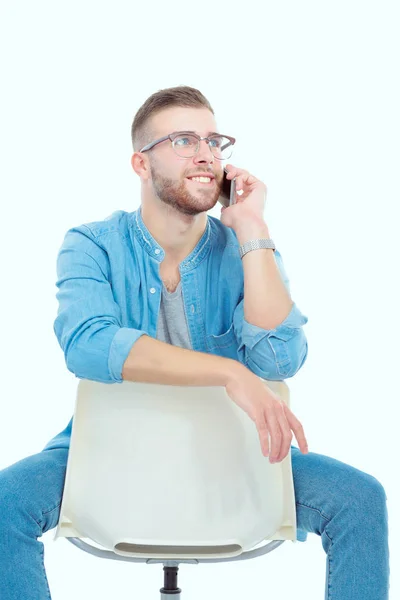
[297,501,334,600]
[324,524,334,600]
[324,537,334,600]
[39,540,53,599]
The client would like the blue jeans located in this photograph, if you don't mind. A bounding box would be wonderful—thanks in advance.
[0,444,389,599]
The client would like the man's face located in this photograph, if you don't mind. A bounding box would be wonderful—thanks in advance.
[145,107,225,216]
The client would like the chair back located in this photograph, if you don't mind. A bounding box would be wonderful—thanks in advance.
[54,378,297,560]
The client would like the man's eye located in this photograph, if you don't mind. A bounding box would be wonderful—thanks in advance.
[175,136,193,146]
[209,137,223,148]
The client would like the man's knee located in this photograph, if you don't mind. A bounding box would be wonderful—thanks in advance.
[347,469,387,518]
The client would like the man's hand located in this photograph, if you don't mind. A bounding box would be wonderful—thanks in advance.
[225,368,309,462]
[220,164,268,231]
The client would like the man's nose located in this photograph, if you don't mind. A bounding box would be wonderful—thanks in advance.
[193,139,214,163]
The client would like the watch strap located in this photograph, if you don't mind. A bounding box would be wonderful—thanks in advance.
[239,238,276,259]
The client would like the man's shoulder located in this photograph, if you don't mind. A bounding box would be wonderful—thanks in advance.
[75,209,135,240]
[60,209,137,257]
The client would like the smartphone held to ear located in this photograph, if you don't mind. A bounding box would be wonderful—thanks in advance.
[218,168,236,207]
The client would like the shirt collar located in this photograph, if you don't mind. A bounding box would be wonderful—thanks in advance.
[130,205,213,271]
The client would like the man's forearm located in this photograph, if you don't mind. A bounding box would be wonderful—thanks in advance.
[235,220,294,330]
[122,334,247,387]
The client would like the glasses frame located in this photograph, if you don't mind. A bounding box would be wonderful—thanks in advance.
[139,131,236,160]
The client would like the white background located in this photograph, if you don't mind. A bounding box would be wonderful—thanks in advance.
[0,1,399,598]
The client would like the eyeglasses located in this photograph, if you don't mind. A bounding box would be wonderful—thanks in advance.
[139,131,236,160]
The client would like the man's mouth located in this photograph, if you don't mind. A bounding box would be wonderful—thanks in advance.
[186,176,215,185]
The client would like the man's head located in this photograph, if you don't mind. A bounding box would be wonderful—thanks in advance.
[131,86,233,217]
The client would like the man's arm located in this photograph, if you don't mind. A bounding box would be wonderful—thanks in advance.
[220,166,309,380]
[122,334,246,387]
[233,240,308,380]
[231,231,309,380]
[236,220,294,330]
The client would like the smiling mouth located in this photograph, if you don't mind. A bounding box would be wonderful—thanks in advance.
[186,176,215,185]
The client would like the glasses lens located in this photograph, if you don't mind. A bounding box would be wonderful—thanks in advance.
[208,136,233,160]
[172,134,234,159]
[172,134,199,157]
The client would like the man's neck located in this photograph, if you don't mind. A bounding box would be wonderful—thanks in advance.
[140,202,207,265]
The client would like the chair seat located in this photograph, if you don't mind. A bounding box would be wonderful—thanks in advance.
[54,378,297,560]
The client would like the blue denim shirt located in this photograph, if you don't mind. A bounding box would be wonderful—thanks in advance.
[53,205,309,385]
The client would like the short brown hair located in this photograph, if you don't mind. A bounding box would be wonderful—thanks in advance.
[131,85,214,151]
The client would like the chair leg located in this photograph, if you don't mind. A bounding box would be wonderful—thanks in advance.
[160,565,182,599]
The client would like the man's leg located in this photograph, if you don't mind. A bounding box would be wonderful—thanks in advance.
[290,445,390,600]
[0,447,69,600]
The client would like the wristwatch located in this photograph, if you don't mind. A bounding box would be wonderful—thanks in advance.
[239,238,276,259]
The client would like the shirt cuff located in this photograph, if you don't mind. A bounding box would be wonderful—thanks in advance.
[240,301,308,350]
[108,327,149,383]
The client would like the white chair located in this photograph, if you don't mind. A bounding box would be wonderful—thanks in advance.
[54,377,299,598]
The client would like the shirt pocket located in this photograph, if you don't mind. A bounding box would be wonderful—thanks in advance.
[205,321,238,356]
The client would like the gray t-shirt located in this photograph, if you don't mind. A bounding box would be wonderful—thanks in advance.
[156,281,192,350]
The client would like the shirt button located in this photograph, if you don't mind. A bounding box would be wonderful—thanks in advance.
[154,249,160,255]
[150,287,156,294]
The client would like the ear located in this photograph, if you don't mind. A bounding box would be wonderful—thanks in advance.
[131,152,151,181]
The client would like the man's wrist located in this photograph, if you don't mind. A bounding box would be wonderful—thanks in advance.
[234,220,271,245]
[224,358,254,388]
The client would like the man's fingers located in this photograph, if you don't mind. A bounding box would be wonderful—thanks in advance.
[255,412,270,456]
[267,418,282,462]
[283,404,309,453]
[256,409,283,463]
[255,402,308,461]
[270,402,292,462]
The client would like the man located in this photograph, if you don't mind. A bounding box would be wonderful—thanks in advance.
[0,86,389,599]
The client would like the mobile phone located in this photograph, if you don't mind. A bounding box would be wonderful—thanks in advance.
[218,168,236,207]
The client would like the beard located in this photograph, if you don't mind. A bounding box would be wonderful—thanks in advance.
[149,160,223,217]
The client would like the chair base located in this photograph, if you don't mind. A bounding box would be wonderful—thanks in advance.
[160,566,181,598]
[66,537,286,598]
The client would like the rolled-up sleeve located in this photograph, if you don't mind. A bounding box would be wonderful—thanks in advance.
[233,249,309,380]
[53,227,148,383]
